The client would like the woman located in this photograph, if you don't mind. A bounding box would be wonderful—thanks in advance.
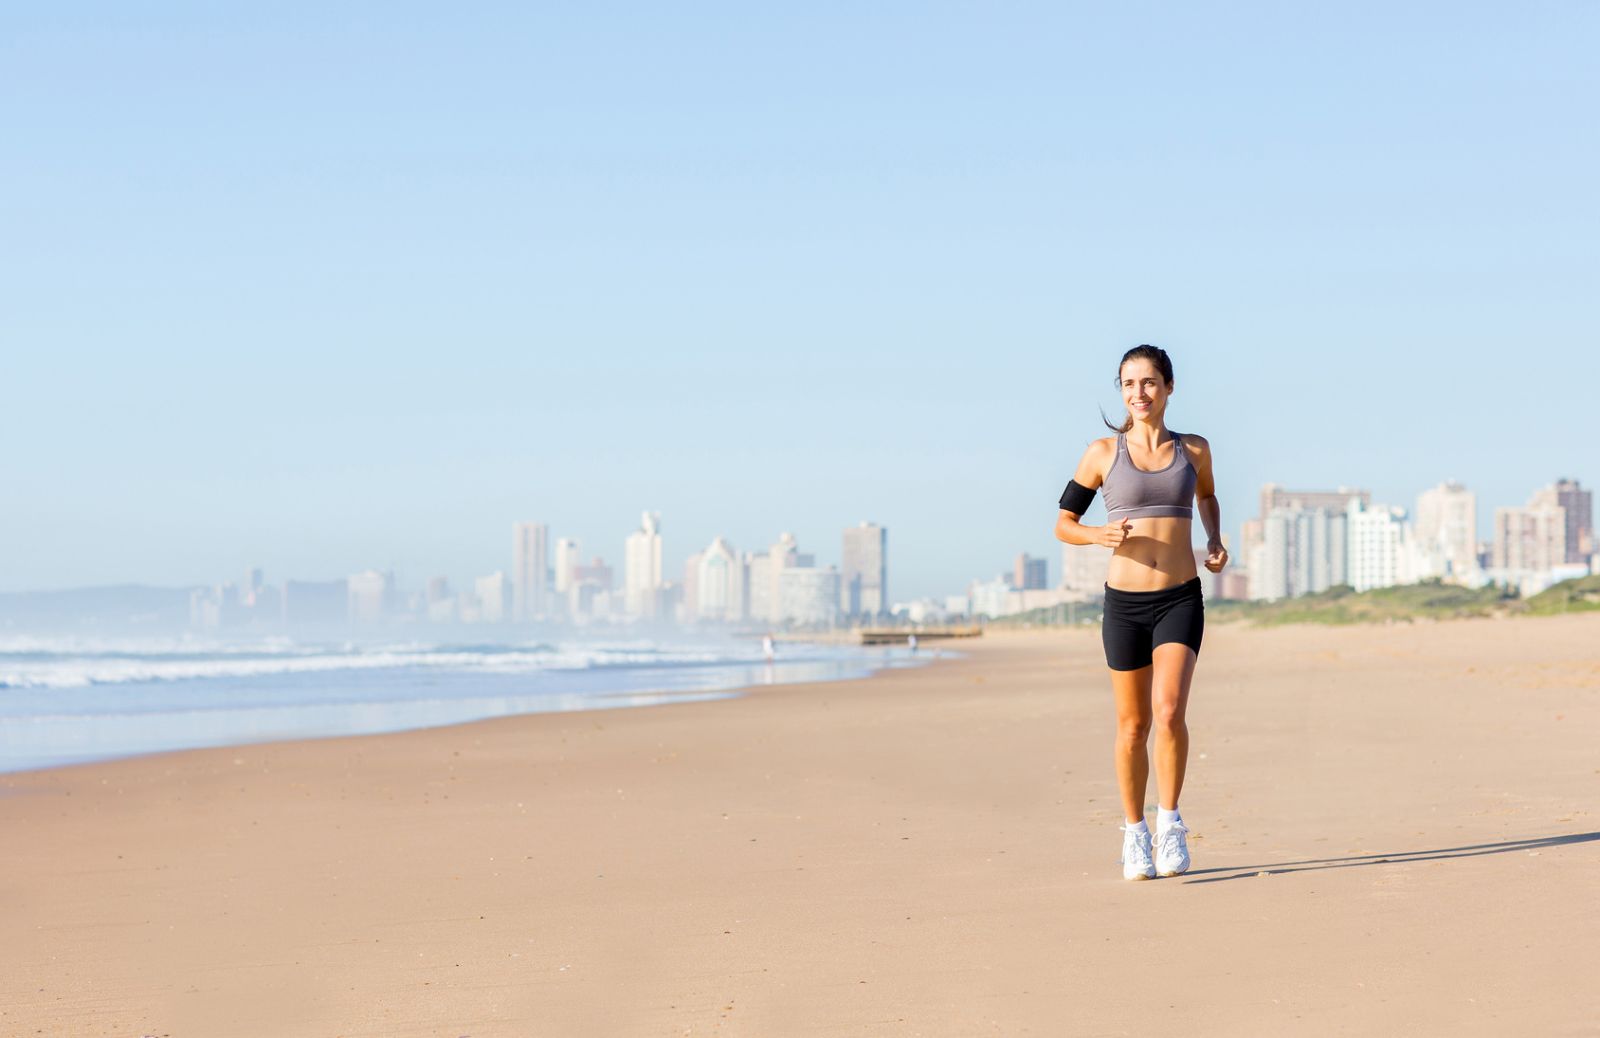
[1055,345,1228,880]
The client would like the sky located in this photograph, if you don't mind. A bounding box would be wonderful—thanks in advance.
[3,2,1597,601]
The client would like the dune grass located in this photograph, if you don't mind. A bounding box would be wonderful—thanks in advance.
[991,574,1599,628]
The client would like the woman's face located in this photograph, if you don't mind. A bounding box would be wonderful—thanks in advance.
[1120,358,1171,422]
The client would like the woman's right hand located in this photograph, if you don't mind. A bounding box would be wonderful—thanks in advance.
[1096,518,1133,549]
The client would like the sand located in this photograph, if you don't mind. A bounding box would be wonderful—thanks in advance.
[3,614,1598,1037]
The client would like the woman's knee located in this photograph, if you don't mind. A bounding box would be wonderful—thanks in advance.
[1117,715,1152,744]
[1152,701,1186,734]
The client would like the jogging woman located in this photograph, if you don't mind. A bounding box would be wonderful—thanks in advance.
[1054,345,1228,880]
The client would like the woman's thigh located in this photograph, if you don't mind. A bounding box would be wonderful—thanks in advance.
[1150,642,1198,722]
[1110,664,1153,731]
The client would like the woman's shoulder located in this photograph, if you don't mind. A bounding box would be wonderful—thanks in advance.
[1176,431,1210,454]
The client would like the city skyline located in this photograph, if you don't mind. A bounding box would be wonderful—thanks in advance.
[141,471,1600,639]
[7,468,1596,606]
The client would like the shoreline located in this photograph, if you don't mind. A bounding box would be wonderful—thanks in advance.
[0,640,933,777]
[3,615,1596,1035]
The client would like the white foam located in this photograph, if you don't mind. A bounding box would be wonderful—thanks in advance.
[0,640,770,690]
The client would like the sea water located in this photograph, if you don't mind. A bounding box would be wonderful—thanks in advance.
[0,635,929,773]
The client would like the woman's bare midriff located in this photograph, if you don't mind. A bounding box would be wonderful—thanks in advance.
[1107,516,1199,592]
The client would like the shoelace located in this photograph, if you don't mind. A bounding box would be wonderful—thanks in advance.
[1120,825,1153,866]
[1157,821,1189,861]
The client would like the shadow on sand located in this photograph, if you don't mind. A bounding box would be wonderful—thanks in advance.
[1180,831,1600,885]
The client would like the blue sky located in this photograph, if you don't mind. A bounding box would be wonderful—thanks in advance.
[4,3,1597,600]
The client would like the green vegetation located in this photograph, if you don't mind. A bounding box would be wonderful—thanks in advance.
[1522,572,1600,615]
[1205,579,1517,626]
[989,600,1103,628]
[988,574,1600,628]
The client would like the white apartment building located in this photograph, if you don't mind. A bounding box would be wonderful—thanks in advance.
[554,537,581,594]
[745,551,773,622]
[1493,504,1565,572]
[1346,500,1407,593]
[841,521,888,617]
[474,571,511,624]
[692,536,744,623]
[779,565,840,626]
[1248,506,1348,601]
[1413,481,1478,583]
[1060,542,1113,596]
[624,511,663,617]
[512,521,549,621]
[969,576,1013,619]
[347,569,392,623]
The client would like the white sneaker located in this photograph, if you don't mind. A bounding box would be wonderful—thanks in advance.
[1120,824,1155,881]
[1155,820,1191,877]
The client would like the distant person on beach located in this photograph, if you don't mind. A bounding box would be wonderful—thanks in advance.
[1054,345,1228,880]
[762,634,775,664]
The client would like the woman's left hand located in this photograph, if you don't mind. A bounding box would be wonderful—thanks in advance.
[1204,540,1228,573]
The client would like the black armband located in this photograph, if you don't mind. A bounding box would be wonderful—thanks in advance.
[1059,479,1096,514]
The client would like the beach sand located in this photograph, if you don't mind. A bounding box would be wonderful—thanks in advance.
[4,615,1597,1036]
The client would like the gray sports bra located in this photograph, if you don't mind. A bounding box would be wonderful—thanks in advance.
[1101,432,1196,520]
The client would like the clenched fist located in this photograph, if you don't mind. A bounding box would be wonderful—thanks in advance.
[1097,518,1133,549]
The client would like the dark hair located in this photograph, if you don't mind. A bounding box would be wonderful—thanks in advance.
[1100,344,1174,434]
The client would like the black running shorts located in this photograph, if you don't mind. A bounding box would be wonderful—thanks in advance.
[1101,576,1205,671]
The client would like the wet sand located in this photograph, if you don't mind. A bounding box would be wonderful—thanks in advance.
[4,614,1597,1036]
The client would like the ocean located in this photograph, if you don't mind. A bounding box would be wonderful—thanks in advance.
[0,634,931,773]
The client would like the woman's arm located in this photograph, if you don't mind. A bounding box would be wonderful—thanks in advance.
[1055,440,1130,549]
[1189,435,1228,572]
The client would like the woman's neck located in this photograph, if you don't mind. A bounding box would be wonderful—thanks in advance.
[1125,418,1170,451]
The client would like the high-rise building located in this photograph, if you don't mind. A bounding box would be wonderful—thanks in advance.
[841,522,888,618]
[780,565,841,626]
[513,522,550,621]
[625,512,663,617]
[475,571,511,624]
[1528,479,1593,564]
[1242,485,1368,601]
[1248,506,1348,601]
[1258,483,1371,517]
[554,538,581,595]
[347,570,393,624]
[1013,553,1048,591]
[766,532,800,620]
[1060,542,1112,595]
[1346,500,1406,593]
[680,549,702,623]
[425,577,455,623]
[570,557,615,619]
[426,576,452,604]
[1493,504,1566,572]
[1414,481,1478,582]
[692,537,744,623]
[745,551,773,622]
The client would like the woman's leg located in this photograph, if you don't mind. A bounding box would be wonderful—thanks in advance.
[1110,665,1153,823]
[1150,642,1198,810]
